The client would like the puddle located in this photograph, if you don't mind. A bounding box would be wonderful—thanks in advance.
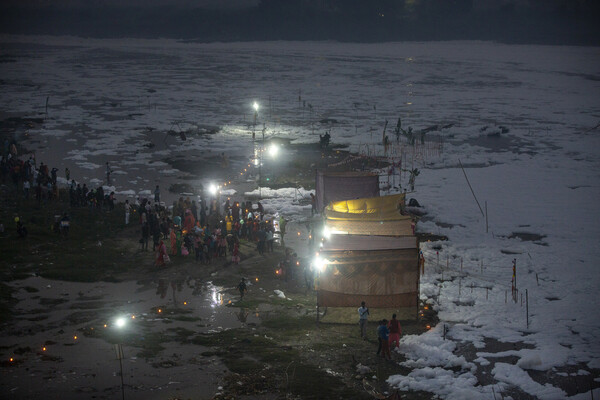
[2,276,261,352]
[1,276,264,399]
[508,232,548,246]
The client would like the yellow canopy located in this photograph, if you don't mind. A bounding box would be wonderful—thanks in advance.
[324,193,407,221]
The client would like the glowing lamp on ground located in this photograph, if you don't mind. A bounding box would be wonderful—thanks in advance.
[268,143,279,158]
[115,317,127,329]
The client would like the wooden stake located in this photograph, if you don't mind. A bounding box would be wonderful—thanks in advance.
[485,200,489,233]
[526,289,529,329]
[521,292,523,306]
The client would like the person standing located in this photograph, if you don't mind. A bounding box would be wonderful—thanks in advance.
[279,216,287,246]
[65,167,70,181]
[376,320,384,356]
[237,277,247,300]
[154,185,160,203]
[141,220,149,251]
[105,162,112,185]
[23,179,30,199]
[155,239,168,267]
[310,193,317,216]
[358,301,369,340]
[377,319,391,359]
[388,314,402,349]
[124,199,131,225]
[231,242,240,264]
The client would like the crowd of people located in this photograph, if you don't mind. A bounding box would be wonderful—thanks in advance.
[151,196,286,269]
[1,139,117,212]
[2,137,310,304]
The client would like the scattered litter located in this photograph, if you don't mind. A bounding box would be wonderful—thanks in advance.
[356,363,371,374]
[274,290,286,299]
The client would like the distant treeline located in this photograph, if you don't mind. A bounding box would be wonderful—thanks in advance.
[1,0,598,45]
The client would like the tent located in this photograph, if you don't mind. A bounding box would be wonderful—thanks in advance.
[316,193,419,316]
[315,170,379,212]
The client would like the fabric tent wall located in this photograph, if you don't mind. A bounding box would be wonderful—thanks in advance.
[316,249,419,308]
[326,218,414,236]
[315,170,379,212]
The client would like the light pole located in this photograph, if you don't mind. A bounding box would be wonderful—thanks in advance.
[114,316,128,400]
[252,101,259,140]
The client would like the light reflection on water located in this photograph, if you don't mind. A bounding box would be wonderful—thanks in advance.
[151,278,259,329]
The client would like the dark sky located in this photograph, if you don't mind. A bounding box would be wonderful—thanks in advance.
[1,0,260,8]
[0,0,598,45]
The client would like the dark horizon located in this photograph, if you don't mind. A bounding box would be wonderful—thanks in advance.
[1,0,599,46]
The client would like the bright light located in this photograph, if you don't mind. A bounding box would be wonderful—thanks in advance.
[322,226,331,239]
[313,256,329,273]
[115,317,127,329]
[208,184,218,196]
[253,101,259,112]
[268,143,279,158]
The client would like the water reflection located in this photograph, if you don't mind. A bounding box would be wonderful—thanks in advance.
[210,285,224,307]
[151,277,260,329]
[236,308,249,323]
[156,278,184,305]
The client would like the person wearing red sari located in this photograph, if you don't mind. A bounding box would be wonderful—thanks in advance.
[183,209,196,233]
[231,242,240,264]
[156,240,168,267]
[169,228,177,256]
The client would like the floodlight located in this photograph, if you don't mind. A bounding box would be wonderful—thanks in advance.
[268,143,279,158]
[253,102,259,112]
[322,226,331,239]
[313,256,329,273]
[208,184,218,195]
[115,317,127,329]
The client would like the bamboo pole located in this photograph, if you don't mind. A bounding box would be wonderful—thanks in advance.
[458,159,484,217]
